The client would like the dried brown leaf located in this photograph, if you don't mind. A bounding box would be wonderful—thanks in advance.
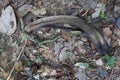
[113,67,120,74]
[38,48,54,60]
[29,54,36,61]
[29,7,46,16]
[17,4,33,17]
[90,41,96,50]
[103,27,112,36]
[59,48,73,62]
[26,39,33,46]
[116,60,120,67]
[112,40,119,48]
[17,3,46,17]
[54,41,63,55]
[14,61,23,72]
[61,30,71,42]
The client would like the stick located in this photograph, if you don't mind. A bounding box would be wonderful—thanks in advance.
[7,18,27,80]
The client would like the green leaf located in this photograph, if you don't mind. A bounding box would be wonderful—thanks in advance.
[36,55,42,64]
[0,78,5,80]
[99,10,106,19]
[104,54,116,68]
[89,64,97,69]
[0,48,3,52]
[27,61,32,66]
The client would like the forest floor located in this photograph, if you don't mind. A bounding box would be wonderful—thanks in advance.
[0,0,120,80]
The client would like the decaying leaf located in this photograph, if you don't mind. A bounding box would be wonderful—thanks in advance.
[116,17,120,28]
[35,55,42,64]
[0,72,9,79]
[112,67,120,75]
[0,6,17,35]
[24,67,33,79]
[33,74,40,80]
[97,67,107,79]
[75,68,87,80]
[29,7,46,16]
[116,60,120,67]
[75,62,89,70]
[17,4,46,17]
[90,41,96,50]
[26,39,33,46]
[14,61,23,72]
[74,41,86,54]
[61,30,72,42]
[38,48,54,60]
[59,48,72,62]
[103,27,112,36]
[112,40,119,48]
[17,4,33,17]
[54,41,63,55]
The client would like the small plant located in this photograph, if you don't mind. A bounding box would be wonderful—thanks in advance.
[27,60,32,66]
[104,54,116,68]
[0,78,6,80]
[0,48,3,53]
[99,10,106,19]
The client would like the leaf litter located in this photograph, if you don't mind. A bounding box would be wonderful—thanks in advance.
[0,0,120,80]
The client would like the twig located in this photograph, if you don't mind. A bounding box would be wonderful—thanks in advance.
[81,9,89,17]
[7,18,27,80]
[7,39,27,80]
[108,68,114,80]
